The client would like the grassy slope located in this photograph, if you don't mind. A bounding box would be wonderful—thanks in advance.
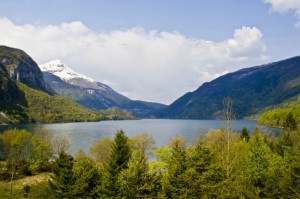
[0,172,49,199]
[17,83,137,123]
[258,95,300,127]
[18,82,101,123]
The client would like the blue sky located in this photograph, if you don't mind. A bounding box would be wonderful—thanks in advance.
[0,0,300,104]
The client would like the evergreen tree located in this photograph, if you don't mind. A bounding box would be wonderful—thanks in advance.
[242,131,283,198]
[119,150,160,198]
[240,127,250,142]
[48,151,75,199]
[72,150,101,199]
[102,130,131,198]
[164,136,188,198]
[185,140,225,198]
[284,112,298,130]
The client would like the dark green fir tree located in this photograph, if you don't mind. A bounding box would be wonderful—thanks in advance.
[102,130,131,198]
[240,127,250,142]
[48,151,75,199]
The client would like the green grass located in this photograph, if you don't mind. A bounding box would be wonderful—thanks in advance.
[0,173,50,199]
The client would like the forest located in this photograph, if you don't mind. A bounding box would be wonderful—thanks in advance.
[0,121,300,198]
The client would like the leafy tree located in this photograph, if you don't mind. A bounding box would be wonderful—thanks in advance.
[102,130,131,198]
[205,128,249,197]
[52,135,71,157]
[29,128,53,173]
[48,151,75,199]
[89,136,113,168]
[132,133,156,157]
[0,129,31,191]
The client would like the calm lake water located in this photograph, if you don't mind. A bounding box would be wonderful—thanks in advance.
[0,119,280,155]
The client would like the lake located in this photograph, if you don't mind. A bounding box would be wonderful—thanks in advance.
[0,119,280,155]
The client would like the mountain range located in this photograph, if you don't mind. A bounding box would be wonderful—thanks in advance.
[0,45,136,123]
[1,45,300,122]
[39,60,166,118]
[156,56,300,119]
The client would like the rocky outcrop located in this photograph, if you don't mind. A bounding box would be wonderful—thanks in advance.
[0,45,48,92]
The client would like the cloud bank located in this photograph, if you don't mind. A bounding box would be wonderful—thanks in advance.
[264,0,300,27]
[0,18,268,104]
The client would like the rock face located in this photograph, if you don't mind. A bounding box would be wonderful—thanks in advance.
[0,45,48,92]
[156,55,300,119]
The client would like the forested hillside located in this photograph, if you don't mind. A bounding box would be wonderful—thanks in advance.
[259,94,300,128]
[0,46,137,123]
[156,56,300,119]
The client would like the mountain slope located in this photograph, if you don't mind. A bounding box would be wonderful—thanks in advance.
[40,60,166,117]
[258,94,300,127]
[0,45,48,92]
[0,46,136,123]
[156,56,300,119]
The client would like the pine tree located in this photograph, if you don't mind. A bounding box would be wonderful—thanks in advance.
[119,150,160,198]
[48,151,75,199]
[185,140,225,198]
[164,136,188,198]
[284,112,298,130]
[102,130,131,197]
[240,127,250,142]
[72,151,101,199]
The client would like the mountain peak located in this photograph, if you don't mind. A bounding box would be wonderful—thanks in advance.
[39,60,94,82]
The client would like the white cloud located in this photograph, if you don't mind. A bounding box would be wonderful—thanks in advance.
[0,18,268,104]
[263,0,300,27]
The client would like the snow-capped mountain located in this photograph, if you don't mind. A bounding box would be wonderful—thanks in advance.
[39,60,166,118]
[39,60,94,83]
[39,60,113,91]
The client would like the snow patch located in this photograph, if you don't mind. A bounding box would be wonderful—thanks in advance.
[39,60,94,82]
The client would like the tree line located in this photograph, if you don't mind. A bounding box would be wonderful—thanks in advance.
[1,126,300,198]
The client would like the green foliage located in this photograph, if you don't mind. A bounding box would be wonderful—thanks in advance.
[119,150,160,198]
[101,107,138,120]
[2,128,300,198]
[18,82,101,123]
[259,103,300,129]
[89,136,113,169]
[1,78,137,124]
[164,136,188,198]
[0,129,32,194]
[29,128,53,173]
[240,126,250,142]
[102,130,132,197]
[48,151,75,199]
[284,112,298,130]
[132,133,156,156]
[72,151,101,199]
[184,140,225,198]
